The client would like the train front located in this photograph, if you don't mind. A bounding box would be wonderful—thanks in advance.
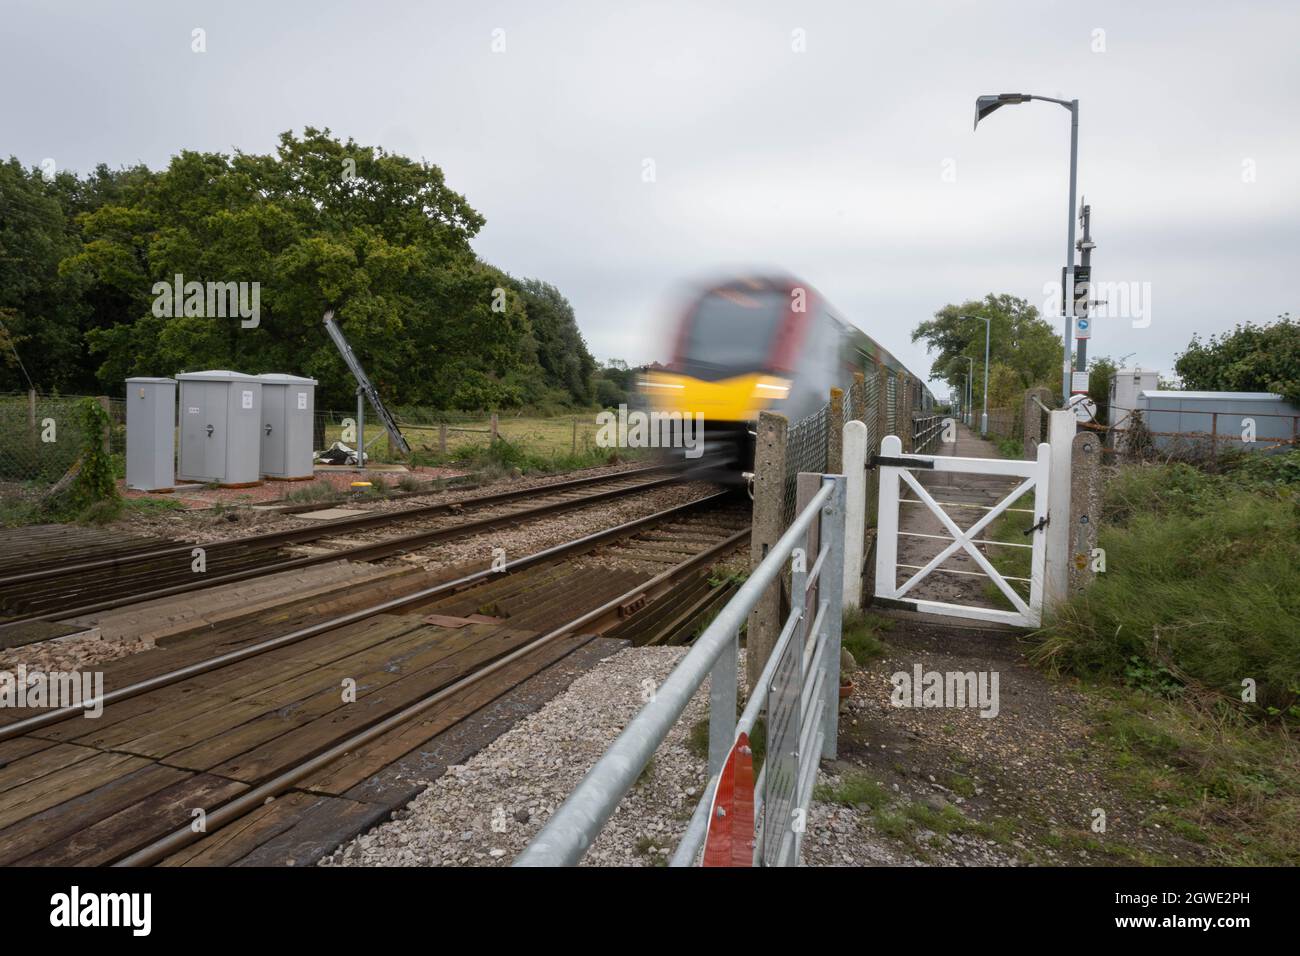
[639,279,799,479]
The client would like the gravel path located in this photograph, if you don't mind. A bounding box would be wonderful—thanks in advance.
[322,646,715,867]
[319,643,918,868]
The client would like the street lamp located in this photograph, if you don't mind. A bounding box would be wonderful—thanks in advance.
[974,91,1079,404]
[961,315,990,435]
[961,356,974,426]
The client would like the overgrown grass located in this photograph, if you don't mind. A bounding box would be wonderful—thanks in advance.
[840,607,892,665]
[1035,457,1300,714]
[1018,451,1300,864]
[411,436,635,478]
[994,436,1024,459]
[1090,688,1300,865]
[815,772,890,810]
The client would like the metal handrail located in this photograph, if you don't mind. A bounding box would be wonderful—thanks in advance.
[515,474,846,867]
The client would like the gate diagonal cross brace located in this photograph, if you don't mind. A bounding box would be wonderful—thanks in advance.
[893,468,1037,618]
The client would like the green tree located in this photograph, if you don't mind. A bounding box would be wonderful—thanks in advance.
[1087,354,1118,424]
[509,277,596,405]
[1174,315,1300,404]
[9,128,582,413]
[0,160,89,392]
[911,294,1063,412]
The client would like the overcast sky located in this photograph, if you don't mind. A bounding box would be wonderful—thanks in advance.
[4,0,1297,394]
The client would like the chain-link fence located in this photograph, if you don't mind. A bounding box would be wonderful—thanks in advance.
[782,400,829,524]
[0,392,125,488]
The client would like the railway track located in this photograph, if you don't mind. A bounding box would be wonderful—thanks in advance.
[0,492,750,866]
[0,462,716,639]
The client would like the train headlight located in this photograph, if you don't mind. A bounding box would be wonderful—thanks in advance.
[751,379,790,399]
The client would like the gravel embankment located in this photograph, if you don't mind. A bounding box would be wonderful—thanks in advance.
[320,644,918,868]
[322,646,714,867]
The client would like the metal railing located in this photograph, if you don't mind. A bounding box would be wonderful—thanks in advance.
[516,473,847,867]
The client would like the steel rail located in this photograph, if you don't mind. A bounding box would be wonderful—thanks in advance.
[113,523,750,867]
[0,473,687,629]
[0,490,735,743]
[0,463,677,588]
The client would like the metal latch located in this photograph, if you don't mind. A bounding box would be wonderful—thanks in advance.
[869,455,935,470]
[1023,516,1048,535]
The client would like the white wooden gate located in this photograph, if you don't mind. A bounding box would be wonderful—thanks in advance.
[873,434,1051,628]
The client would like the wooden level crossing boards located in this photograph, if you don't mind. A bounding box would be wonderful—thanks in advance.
[0,567,634,864]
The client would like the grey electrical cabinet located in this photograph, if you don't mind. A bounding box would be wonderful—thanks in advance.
[125,377,176,492]
[176,371,264,485]
[258,373,317,479]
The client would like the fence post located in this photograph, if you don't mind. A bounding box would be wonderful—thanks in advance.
[1044,409,1075,609]
[438,423,447,455]
[571,417,578,455]
[490,413,499,443]
[28,388,37,454]
[96,395,111,453]
[851,371,866,425]
[841,420,867,609]
[746,411,788,692]
[898,373,912,452]
[1068,431,1102,595]
[827,387,844,474]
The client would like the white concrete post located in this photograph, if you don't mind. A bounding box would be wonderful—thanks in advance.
[873,434,902,600]
[842,420,868,608]
[1044,409,1074,609]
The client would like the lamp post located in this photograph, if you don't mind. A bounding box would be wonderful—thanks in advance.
[974,92,1079,404]
[961,315,990,435]
[961,356,974,426]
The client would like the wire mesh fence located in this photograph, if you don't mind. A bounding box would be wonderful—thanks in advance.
[782,400,829,524]
[0,392,125,488]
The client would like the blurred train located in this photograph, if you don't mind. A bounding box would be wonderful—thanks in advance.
[639,275,936,476]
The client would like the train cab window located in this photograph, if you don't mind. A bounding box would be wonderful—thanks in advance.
[679,289,788,374]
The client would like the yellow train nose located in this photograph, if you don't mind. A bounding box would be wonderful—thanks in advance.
[639,372,789,423]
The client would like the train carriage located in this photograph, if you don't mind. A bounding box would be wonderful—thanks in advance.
[640,275,935,474]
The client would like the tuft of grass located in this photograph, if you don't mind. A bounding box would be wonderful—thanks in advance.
[286,482,342,505]
[397,473,425,493]
[815,772,890,810]
[840,608,892,665]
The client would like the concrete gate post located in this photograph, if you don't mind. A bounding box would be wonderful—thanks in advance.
[746,410,788,691]
[1044,409,1075,610]
[842,420,868,608]
[827,387,844,474]
[1069,431,1102,594]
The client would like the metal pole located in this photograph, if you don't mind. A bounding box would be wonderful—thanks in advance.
[356,387,365,471]
[964,357,973,426]
[1076,202,1092,374]
[1062,99,1079,403]
[981,316,990,435]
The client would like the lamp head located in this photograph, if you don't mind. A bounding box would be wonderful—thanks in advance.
[974,93,1031,130]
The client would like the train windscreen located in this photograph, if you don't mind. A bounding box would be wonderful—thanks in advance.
[679,288,787,375]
